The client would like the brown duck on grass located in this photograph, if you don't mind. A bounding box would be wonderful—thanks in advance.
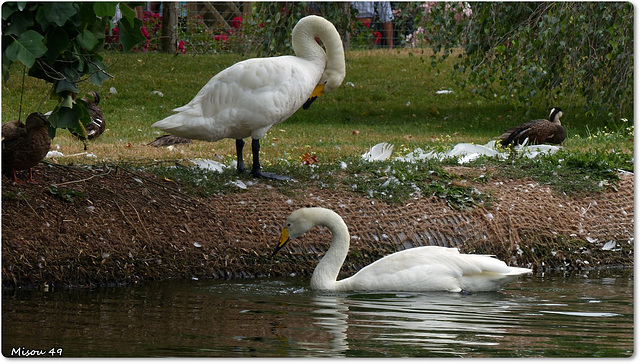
[148,134,193,147]
[73,91,106,150]
[499,107,566,147]
[2,112,51,183]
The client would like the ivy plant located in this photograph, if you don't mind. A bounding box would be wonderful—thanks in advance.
[2,2,145,138]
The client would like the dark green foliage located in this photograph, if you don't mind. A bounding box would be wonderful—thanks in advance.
[249,2,352,56]
[437,2,633,118]
[2,2,144,139]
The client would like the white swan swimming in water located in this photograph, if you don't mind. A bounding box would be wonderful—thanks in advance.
[273,207,532,292]
[152,15,345,180]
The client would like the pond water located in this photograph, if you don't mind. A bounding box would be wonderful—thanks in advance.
[2,269,633,358]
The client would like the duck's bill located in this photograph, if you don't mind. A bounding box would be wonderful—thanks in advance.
[272,227,290,257]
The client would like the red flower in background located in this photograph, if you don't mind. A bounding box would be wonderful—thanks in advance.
[231,17,242,29]
[214,34,229,42]
[373,31,382,45]
[178,41,187,53]
[105,27,119,43]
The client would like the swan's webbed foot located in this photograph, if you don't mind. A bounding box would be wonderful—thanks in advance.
[251,169,291,181]
[235,138,290,180]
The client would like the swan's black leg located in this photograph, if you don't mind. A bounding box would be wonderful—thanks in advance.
[250,138,290,180]
[235,139,246,173]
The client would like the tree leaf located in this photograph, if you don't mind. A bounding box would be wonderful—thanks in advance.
[93,2,117,17]
[55,76,79,94]
[74,99,91,128]
[4,8,34,35]
[44,26,70,62]
[88,59,111,86]
[48,106,76,129]
[2,57,13,83]
[4,30,47,68]
[34,5,52,31]
[43,2,77,26]
[117,16,145,52]
[118,3,137,27]
[48,101,89,139]
[76,29,98,51]
[2,2,19,20]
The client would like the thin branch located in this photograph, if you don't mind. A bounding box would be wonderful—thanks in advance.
[51,167,114,187]
[38,83,55,113]
[18,65,26,121]
[34,59,65,81]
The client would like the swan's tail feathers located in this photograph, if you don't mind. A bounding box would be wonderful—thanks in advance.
[505,267,533,276]
[151,112,213,141]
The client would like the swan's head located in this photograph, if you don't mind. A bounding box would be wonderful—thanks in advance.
[292,15,345,94]
[319,67,345,94]
[272,208,337,257]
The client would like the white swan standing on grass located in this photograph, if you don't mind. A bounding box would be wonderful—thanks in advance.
[273,207,532,292]
[152,15,345,180]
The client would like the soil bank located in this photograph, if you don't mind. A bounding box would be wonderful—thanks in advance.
[1,163,634,289]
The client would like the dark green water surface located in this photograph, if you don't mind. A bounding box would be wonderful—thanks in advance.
[2,269,633,357]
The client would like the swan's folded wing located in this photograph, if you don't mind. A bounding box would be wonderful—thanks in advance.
[338,246,530,292]
[339,247,465,292]
[153,56,321,141]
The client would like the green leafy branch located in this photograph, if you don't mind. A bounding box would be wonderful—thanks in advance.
[2,2,145,139]
[423,2,633,119]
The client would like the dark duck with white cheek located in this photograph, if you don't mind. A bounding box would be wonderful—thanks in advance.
[499,107,566,147]
[73,91,106,150]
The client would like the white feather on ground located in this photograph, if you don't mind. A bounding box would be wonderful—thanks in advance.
[362,142,394,162]
[396,140,561,164]
[191,159,227,173]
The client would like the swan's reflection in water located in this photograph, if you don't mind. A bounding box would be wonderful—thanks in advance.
[311,295,350,356]
[2,272,632,357]
[307,291,525,356]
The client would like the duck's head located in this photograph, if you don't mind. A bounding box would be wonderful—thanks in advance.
[84,91,101,105]
[549,107,563,124]
[25,112,48,130]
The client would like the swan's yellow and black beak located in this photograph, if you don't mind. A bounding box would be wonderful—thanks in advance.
[303,84,325,110]
[272,227,290,257]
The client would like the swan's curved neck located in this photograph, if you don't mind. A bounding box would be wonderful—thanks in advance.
[310,212,350,290]
[292,16,345,91]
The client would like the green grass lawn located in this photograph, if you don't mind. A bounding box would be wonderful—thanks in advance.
[1,49,633,203]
